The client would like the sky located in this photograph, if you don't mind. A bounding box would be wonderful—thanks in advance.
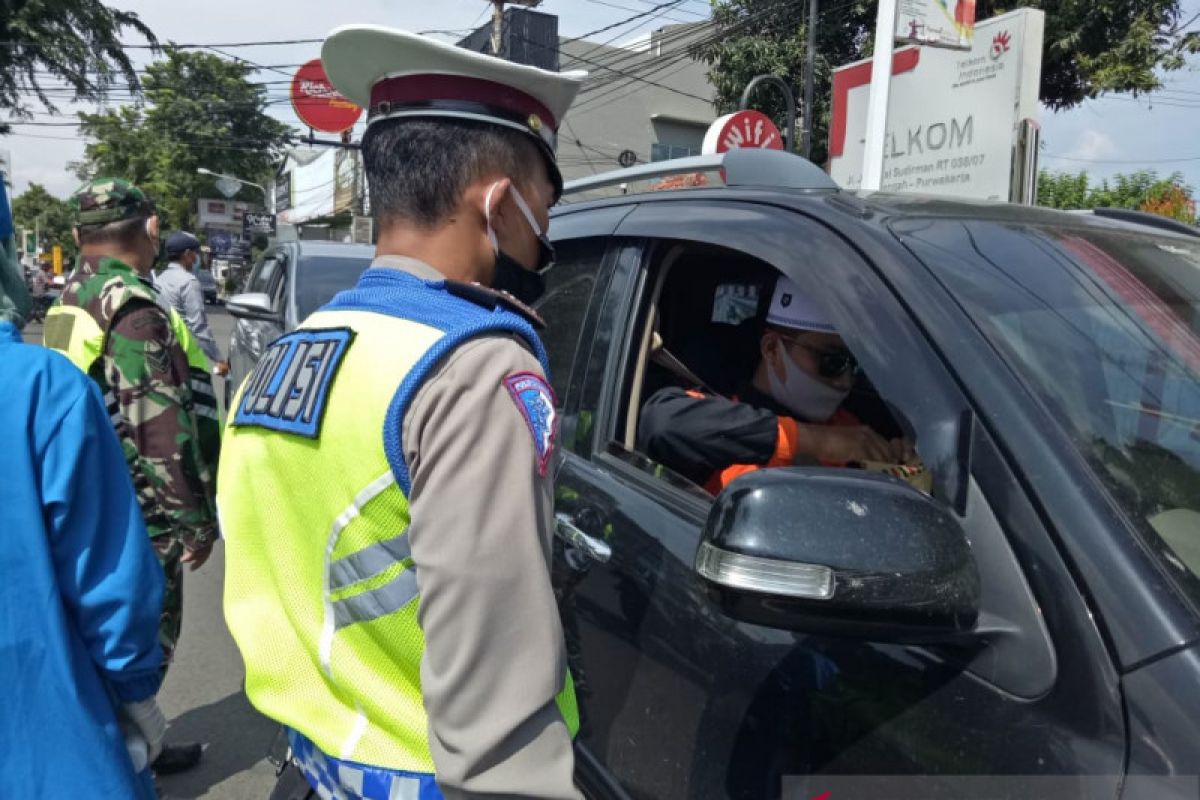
[3,0,1199,198]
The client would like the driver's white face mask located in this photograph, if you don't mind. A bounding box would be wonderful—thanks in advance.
[766,339,850,422]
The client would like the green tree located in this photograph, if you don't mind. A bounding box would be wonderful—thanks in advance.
[75,49,292,230]
[0,1,156,133]
[701,0,1200,166]
[1036,169,1197,223]
[1036,170,1092,210]
[12,183,77,260]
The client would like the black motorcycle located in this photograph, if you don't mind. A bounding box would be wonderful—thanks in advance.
[27,292,57,324]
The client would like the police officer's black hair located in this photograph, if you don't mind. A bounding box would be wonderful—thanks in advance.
[77,215,152,249]
[361,117,546,230]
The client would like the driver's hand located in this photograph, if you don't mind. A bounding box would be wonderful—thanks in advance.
[800,424,915,465]
[213,360,230,377]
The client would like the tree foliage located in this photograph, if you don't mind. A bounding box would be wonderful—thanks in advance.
[700,0,1200,166]
[12,183,77,259]
[74,49,292,231]
[0,0,156,133]
[1037,169,1198,223]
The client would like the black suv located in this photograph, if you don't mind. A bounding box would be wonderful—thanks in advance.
[538,149,1200,799]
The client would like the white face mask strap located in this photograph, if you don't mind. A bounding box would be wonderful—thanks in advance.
[484,181,502,253]
[507,185,545,238]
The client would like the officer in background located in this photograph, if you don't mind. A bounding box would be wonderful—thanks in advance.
[156,230,229,376]
[219,27,584,800]
[43,178,218,775]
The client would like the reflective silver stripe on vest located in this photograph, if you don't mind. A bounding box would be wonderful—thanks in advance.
[189,373,219,419]
[329,532,413,593]
[332,567,420,630]
[319,471,400,679]
[191,380,216,398]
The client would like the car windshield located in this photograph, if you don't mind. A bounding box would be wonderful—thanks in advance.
[296,255,371,318]
[897,218,1200,600]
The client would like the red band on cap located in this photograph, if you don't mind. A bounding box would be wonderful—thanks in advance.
[370,74,557,130]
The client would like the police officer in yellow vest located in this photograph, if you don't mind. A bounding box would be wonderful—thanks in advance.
[219,27,586,800]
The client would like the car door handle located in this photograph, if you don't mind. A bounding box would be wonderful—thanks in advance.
[555,513,612,564]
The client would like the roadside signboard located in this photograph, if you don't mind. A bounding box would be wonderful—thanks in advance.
[243,212,277,238]
[207,229,234,256]
[702,110,785,154]
[830,8,1044,201]
[896,0,976,49]
[352,215,374,245]
[291,59,362,133]
[275,172,292,212]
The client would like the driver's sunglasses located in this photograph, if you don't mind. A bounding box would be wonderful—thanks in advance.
[780,335,860,379]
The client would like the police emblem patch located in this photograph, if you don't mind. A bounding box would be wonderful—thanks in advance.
[233,327,354,438]
[503,372,558,476]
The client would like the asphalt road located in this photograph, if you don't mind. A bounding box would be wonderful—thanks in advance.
[25,305,281,799]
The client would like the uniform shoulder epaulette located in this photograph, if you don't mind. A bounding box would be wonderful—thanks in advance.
[443,280,546,330]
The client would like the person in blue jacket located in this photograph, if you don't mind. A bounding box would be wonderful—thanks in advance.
[0,174,168,797]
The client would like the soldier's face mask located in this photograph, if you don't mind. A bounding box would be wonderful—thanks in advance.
[485,180,554,305]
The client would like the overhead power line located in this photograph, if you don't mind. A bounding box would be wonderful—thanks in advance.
[563,0,692,45]
[576,0,705,25]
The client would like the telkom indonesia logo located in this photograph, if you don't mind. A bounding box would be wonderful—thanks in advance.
[991,31,1012,60]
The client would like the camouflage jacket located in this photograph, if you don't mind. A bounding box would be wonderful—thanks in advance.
[52,255,217,549]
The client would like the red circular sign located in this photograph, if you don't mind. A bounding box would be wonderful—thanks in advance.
[290,58,362,133]
[702,110,786,154]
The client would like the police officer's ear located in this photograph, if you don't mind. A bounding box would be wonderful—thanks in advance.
[72,227,81,248]
[144,215,160,243]
[481,176,514,228]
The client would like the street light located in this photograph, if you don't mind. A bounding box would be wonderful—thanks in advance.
[196,167,269,205]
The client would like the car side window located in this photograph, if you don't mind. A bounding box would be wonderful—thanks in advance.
[609,239,916,499]
[248,255,280,294]
[532,237,608,404]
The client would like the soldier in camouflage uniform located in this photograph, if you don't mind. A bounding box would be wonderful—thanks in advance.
[43,178,217,775]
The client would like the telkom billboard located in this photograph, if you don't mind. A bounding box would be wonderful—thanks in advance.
[830,8,1044,201]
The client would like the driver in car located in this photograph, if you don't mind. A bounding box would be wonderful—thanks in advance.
[638,275,917,494]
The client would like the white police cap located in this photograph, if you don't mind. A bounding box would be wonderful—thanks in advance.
[766,276,837,333]
[322,25,586,197]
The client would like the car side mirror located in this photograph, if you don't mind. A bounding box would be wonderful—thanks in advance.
[696,468,979,642]
[226,292,281,323]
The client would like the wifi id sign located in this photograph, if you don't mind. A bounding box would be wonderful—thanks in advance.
[830,8,1044,201]
[702,110,785,154]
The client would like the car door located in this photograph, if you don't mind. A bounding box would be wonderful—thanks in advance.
[228,248,287,396]
[552,199,1126,800]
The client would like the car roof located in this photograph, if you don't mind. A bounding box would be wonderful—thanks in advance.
[285,241,376,259]
[554,149,1200,242]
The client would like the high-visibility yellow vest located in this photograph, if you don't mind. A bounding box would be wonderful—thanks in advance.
[45,296,221,465]
[219,269,578,776]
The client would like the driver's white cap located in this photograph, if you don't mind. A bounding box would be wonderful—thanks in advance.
[766,276,836,333]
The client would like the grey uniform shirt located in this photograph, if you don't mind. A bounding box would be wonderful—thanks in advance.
[155,262,223,364]
[386,256,581,800]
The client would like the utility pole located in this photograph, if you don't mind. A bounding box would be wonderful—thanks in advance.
[802,0,817,159]
[861,0,898,190]
[488,0,542,59]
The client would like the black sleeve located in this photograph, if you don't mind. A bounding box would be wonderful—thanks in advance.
[637,387,779,484]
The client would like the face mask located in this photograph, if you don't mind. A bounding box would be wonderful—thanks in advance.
[767,339,850,422]
[485,181,554,305]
